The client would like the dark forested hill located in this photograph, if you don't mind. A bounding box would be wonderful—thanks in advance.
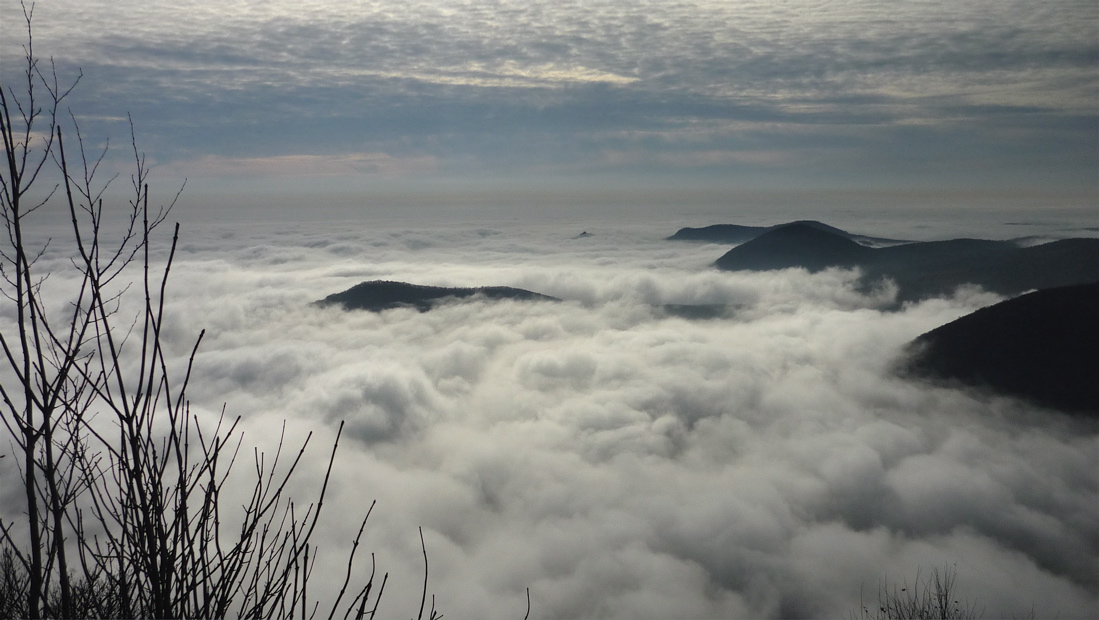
[903,281,1099,415]
[712,223,874,272]
[318,280,559,312]
[712,223,1099,303]
[668,220,902,246]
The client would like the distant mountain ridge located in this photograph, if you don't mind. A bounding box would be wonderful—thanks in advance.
[318,280,559,312]
[711,222,1099,302]
[903,281,1099,416]
[668,220,903,246]
[712,222,874,272]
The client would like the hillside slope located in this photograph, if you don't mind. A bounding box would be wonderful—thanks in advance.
[713,223,1099,302]
[903,281,1099,415]
[318,280,559,312]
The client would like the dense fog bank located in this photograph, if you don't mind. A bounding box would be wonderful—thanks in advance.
[5,218,1095,618]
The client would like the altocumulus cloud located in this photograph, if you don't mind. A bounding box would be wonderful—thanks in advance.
[8,0,1096,186]
[63,218,1094,619]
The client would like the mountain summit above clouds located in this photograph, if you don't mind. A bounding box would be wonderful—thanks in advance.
[712,222,874,272]
[317,280,559,312]
[710,222,1099,302]
[668,220,903,246]
[903,281,1099,416]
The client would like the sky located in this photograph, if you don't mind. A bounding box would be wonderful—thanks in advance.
[1,0,1097,209]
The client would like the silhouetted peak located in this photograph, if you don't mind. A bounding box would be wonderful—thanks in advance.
[709,221,1099,303]
[667,220,904,246]
[904,281,1099,415]
[764,222,863,243]
[714,222,872,273]
[318,280,559,312]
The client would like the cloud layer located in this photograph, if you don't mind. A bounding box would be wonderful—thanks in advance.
[35,215,1085,619]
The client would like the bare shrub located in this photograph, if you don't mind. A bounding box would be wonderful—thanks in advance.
[855,565,981,620]
[0,4,422,618]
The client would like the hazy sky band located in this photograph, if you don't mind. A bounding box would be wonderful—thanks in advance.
[4,0,1096,192]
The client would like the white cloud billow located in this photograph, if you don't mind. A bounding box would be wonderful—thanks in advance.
[107,217,1099,618]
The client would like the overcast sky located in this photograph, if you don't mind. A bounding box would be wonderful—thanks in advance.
[3,0,1096,204]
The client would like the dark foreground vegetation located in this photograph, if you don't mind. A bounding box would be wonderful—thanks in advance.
[853,565,981,620]
[0,6,440,618]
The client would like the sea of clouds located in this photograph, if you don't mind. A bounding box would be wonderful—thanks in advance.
[4,210,1098,618]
